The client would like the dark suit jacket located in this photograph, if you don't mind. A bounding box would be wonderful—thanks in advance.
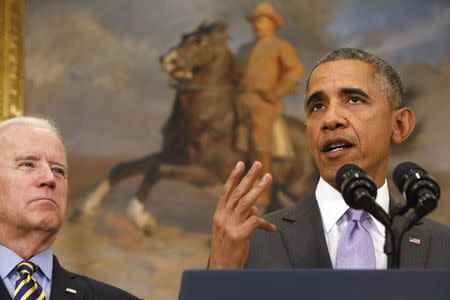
[246,193,450,268]
[0,256,141,300]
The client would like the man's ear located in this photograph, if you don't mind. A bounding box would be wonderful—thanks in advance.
[392,107,415,144]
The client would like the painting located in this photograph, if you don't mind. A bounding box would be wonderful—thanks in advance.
[11,0,450,298]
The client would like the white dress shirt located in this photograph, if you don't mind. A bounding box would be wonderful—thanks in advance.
[0,245,53,299]
[315,177,389,269]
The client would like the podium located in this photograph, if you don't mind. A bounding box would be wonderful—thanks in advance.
[178,269,450,300]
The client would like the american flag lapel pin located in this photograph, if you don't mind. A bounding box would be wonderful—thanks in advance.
[65,288,77,294]
[409,237,421,245]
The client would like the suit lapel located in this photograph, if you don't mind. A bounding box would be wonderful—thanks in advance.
[50,256,86,300]
[389,198,430,268]
[398,221,430,268]
[278,194,332,268]
[0,279,12,300]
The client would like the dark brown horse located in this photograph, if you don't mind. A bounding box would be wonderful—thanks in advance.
[72,21,317,234]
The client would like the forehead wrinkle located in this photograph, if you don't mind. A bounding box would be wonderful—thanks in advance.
[318,62,376,92]
[0,125,67,167]
[306,70,339,96]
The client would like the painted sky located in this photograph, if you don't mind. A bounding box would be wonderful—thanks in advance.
[24,0,450,158]
[327,0,450,67]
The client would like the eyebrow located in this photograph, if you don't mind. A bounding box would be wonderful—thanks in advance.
[339,87,370,98]
[15,155,67,169]
[305,91,325,109]
[15,155,39,162]
[305,87,371,110]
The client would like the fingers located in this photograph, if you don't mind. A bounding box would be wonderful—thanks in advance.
[209,162,275,269]
[217,161,244,210]
[247,205,259,218]
[240,215,276,237]
[225,161,262,211]
[257,219,276,232]
[235,173,272,216]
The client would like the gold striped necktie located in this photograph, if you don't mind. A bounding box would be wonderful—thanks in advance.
[14,261,46,300]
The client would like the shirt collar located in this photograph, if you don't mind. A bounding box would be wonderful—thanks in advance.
[29,248,53,280]
[0,244,53,281]
[0,244,22,280]
[315,177,390,236]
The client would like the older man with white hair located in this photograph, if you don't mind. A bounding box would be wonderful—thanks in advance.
[0,116,140,300]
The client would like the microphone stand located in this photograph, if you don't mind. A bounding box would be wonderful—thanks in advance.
[384,227,397,268]
[386,203,402,269]
[357,193,397,269]
[386,225,406,269]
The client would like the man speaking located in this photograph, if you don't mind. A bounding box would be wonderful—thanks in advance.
[0,117,140,299]
[209,48,450,269]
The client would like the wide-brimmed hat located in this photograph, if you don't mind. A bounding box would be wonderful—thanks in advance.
[246,3,283,28]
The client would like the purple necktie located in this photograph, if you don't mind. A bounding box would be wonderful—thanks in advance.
[336,208,376,269]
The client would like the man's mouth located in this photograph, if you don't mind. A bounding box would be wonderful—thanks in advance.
[30,198,57,206]
[321,139,355,153]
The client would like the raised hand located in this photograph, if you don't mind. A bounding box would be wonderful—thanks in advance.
[209,161,276,269]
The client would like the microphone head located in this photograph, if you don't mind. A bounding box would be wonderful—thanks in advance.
[336,164,377,210]
[393,161,440,208]
[336,163,362,190]
[336,164,392,227]
[393,162,427,193]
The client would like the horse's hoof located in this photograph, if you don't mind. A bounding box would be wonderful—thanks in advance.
[128,198,157,235]
[76,181,111,217]
[69,204,96,221]
[140,216,156,235]
[68,208,98,228]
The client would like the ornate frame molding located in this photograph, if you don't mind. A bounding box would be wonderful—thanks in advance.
[0,0,24,120]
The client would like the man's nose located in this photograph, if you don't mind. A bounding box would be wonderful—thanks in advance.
[38,166,56,189]
[321,102,348,131]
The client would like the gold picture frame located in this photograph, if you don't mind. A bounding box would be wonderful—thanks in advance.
[0,0,24,121]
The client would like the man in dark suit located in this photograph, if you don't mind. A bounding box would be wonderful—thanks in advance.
[0,116,140,299]
[208,48,450,269]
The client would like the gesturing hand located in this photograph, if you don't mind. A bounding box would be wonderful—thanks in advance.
[209,161,276,269]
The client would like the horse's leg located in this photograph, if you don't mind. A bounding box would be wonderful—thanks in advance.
[127,163,217,233]
[74,180,111,218]
[71,154,160,220]
[127,163,160,234]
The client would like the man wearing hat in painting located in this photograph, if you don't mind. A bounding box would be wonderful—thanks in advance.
[235,2,305,206]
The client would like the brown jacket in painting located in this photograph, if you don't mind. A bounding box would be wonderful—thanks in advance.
[236,35,304,155]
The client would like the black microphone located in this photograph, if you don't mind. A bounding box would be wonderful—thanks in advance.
[336,164,392,227]
[393,162,440,231]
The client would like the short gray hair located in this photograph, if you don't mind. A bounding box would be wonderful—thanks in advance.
[308,48,405,108]
[0,115,62,141]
